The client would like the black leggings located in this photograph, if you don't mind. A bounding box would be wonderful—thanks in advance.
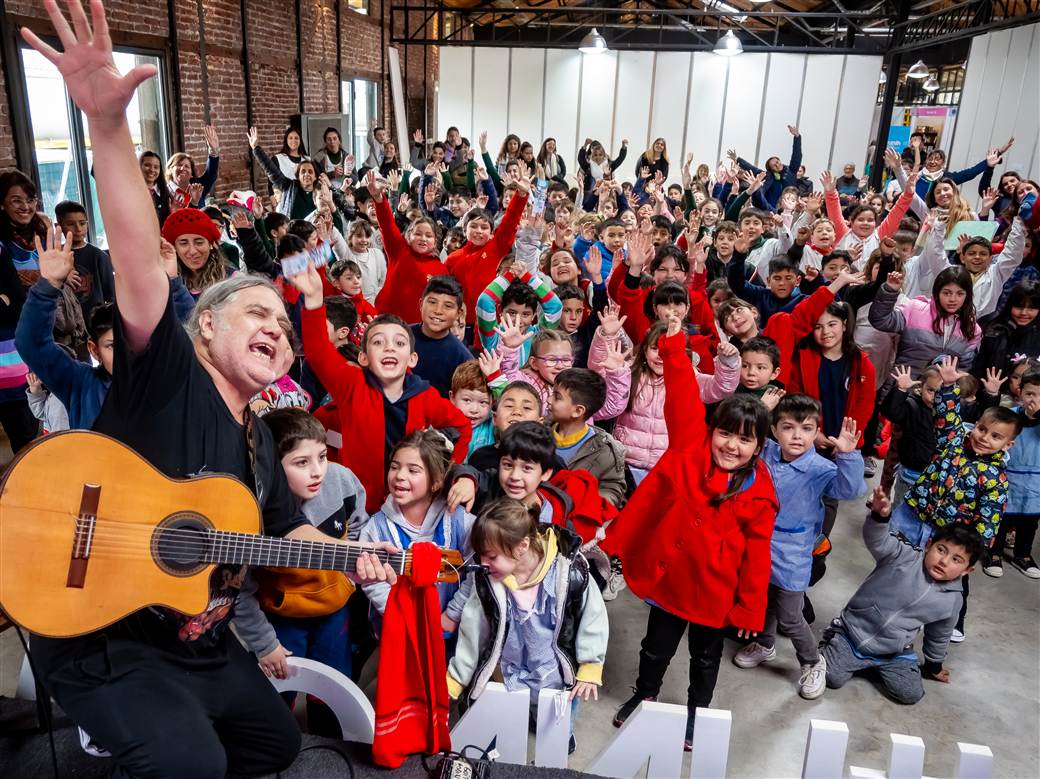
[37,637,301,778]
[634,605,726,712]
[993,513,1040,560]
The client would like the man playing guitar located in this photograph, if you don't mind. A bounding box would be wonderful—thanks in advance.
[20,1,397,775]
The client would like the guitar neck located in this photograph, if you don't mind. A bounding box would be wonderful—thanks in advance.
[206,530,409,573]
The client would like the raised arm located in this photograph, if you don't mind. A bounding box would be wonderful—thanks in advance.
[660,323,706,448]
[23,0,168,352]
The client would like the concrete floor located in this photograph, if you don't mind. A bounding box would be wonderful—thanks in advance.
[3,473,1038,778]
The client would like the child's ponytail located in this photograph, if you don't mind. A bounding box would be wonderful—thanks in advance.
[707,396,769,506]
[471,498,544,560]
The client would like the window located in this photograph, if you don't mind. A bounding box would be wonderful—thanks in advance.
[19,46,169,248]
[341,77,380,162]
[345,0,368,14]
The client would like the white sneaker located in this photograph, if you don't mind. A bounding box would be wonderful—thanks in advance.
[950,628,965,643]
[602,568,628,601]
[799,656,827,700]
[733,642,777,668]
[863,456,878,478]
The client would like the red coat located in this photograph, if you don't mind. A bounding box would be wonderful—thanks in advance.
[789,348,876,447]
[607,263,719,371]
[759,286,835,388]
[541,469,619,544]
[373,197,446,324]
[302,304,472,512]
[603,331,778,631]
[445,192,527,324]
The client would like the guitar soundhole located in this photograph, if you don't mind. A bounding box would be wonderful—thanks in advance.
[152,513,213,576]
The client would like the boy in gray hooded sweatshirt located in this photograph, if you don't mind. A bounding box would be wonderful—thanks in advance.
[820,487,985,704]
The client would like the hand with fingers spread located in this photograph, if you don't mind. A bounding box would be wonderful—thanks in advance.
[478,347,503,378]
[496,312,534,350]
[585,244,604,283]
[938,355,961,385]
[803,192,822,214]
[820,170,835,193]
[188,182,204,206]
[884,270,903,292]
[891,364,916,392]
[981,367,1006,396]
[726,149,738,163]
[979,187,999,213]
[787,125,799,137]
[413,128,424,145]
[365,169,385,202]
[883,147,901,171]
[36,224,75,289]
[230,210,252,232]
[827,417,860,454]
[600,339,632,372]
[626,230,653,276]
[285,260,325,309]
[868,485,892,517]
[597,302,628,338]
[760,386,785,412]
[203,124,220,154]
[570,681,599,702]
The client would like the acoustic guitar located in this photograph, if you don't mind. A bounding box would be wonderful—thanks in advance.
[0,431,462,638]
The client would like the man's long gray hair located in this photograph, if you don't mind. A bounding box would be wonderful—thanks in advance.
[185,274,282,340]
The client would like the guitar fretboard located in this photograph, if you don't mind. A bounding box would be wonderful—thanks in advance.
[201,530,409,573]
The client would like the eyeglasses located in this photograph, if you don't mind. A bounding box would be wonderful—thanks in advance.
[5,197,37,209]
[535,355,574,367]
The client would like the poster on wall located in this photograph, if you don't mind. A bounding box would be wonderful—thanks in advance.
[887,126,912,155]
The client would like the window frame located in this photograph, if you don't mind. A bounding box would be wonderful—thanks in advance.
[16,38,172,246]
[341,76,381,162]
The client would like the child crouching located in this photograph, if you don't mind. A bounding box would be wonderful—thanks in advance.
[447,498,608,754]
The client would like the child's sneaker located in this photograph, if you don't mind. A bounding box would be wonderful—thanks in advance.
[612,690,656,727]
[983,554,1004,578]
[733,642,777,668]
[863,456,878,478]
[799,656,827,700]
[950,628,965,643]
[1010,556,1040,579]
[602,557,627,602]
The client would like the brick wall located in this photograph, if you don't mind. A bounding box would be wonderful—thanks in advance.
[0,0,437,200]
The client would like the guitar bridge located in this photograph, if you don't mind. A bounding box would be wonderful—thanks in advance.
[67,484,101,588]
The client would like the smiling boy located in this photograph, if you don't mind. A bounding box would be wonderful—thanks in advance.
[410,275,474,397]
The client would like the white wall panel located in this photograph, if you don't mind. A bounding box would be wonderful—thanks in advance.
[758,53,806,172]
[472,49,510,159]
[508,49,545,149]
[986,25,1032,162]
[437,47,473,141]
[949,35,989,170]
[577,51,619,163]
[611,51,655,179]
[543,49,582,169]
[648,52,691,177]
[720,54,768,172]
[1007,24,1039,174]
[798,57,844,177]
[965,29,1012,167]
[831,55,882,173]
[685,52,729,174]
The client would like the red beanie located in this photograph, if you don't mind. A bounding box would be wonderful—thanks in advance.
[161,207,222,245]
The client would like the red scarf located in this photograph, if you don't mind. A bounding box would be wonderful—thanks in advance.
[371,542,451,768]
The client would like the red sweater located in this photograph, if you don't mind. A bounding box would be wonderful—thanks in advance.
[758,286,835,388]
[373,197,446,324]
[603,331,777,631]
[301,304,472,512]
[789,348,876,447]
[446,192,528,324]
[607,263,719,370]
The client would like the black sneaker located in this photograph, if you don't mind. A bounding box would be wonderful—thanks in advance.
[983,554,1004,578]
[684,713,695,752]
[1011,555,1040,579]
[613,690,656,727]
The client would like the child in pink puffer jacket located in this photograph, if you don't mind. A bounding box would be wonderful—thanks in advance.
[592,319,740,484]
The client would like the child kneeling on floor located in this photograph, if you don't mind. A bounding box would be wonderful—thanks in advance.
[446,498,608,754]
[820,487,985,704]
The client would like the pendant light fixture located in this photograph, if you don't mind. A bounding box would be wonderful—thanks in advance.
[713,29,743,56]
[579,28,608,54]
[906,60,929,79]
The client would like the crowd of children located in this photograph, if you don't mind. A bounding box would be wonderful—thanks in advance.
[4,55,1040,758]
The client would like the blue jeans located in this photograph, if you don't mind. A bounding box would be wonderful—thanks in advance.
[890,503,935,548]
[267,603,351,678]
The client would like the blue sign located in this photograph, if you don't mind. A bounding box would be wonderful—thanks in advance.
[886,125,912,154]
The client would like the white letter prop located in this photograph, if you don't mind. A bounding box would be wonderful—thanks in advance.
[269,656,375,743]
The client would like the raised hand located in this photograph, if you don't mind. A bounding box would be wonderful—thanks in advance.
[986,148,1001,167]
[478,130,488,153]
[688,237,709,275]
[475,193,489,210]
[596,302,627,338]
[626,229,653,275]
[981,367,1006,396]
[747,171,767,195]
[247,126,259,149]
[35,223,74,288]
[365,169,385,202]
[230,210,251,231]
[26,371,44,395]
[640,165,651,179]
[159,237,178,278]
[998,136,1015,155]
[820,170,835,193]
[22,0,158,123]
[413,128,424,144]
[477,347,503,378]
[869,485,892,517]
[847,242,864,266]
[891,364,916,392]
[508,260,527,279]
[387,169,401,192]
[600,339,632,371]
[285,259,325,307]
[827,417,859,454]
[716,164,730,185]
[885,270,903,291]
[397,192,413,213]
[980,186,999,212]
[803,265,820,283]
[665,316,682,338]
[514,161,532,195]
[938,354,960,385]
[717,340,739,359]
[787,125,800,136]
[585,244,604,283]
[496,312,535,350]
[758,386,784,412]
[187,182,204,206]
[726,149,738,163]
[203,124,220,154]
[879,235,897,256]
[803,192,822,213]
[905,168,921,189]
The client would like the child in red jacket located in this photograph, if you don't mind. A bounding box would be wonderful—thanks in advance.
[365,171,445,324]
[446,177,529,327]
[604,319,778,752]
[289,259,472,513]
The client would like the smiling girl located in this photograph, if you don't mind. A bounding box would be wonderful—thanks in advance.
[822,168,918,265]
